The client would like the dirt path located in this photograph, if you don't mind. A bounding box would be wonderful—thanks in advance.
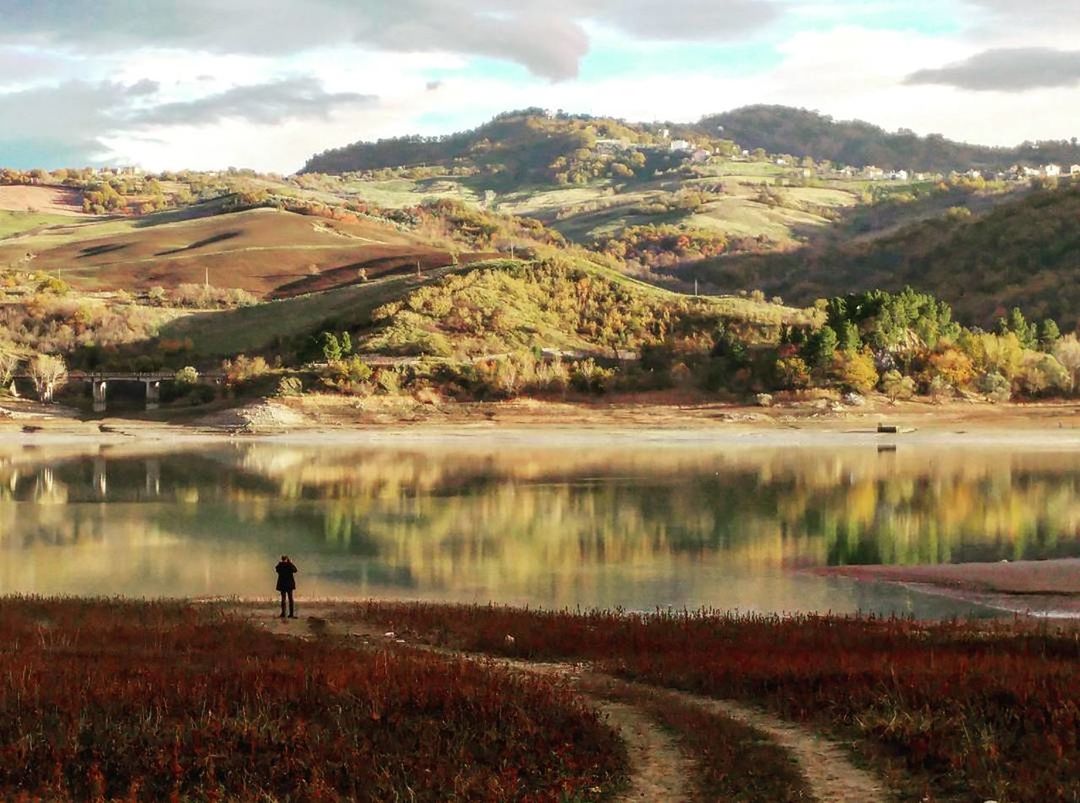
[252,608,692,801]
[242,606,889,802]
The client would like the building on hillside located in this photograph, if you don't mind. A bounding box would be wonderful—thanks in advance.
[669,139,692,152]
[1043,164,1062,177]
[889,169,910,181]
[863,166,885,180]
[1070,164,1080,175]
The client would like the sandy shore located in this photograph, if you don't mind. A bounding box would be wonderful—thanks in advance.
[3,394,1080,447]
[819,560,1080,619]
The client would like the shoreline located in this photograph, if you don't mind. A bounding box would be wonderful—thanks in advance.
[3,396,1080,447]
[817,560,1080,620]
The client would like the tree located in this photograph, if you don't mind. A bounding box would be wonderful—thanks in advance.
[881,369,915,401]
[830,348,878,394]
[0,343,21,391]
[1038,319,1061,352]
[1052,334,1080,393]
[320,332,342,362]
[998,307,1037,350]
[927,348,975,390]
[802,325,838,374]
[174,366,199,386]
[29,354,67,402]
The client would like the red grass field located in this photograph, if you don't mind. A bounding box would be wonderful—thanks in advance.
[349,603,1080,803]
[0,599,625,802]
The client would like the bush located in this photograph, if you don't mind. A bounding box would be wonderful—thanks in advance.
[881,369,915,401]
[276,376,304,397]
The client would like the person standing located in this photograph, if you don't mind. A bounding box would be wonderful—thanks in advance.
[275,555,298,619]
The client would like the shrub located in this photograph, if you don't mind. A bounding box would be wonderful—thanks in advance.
[881,369,915,401]
[276,376,304,397]
[376,368,402,395]
[174,366,199,386]
[830,348,878,394]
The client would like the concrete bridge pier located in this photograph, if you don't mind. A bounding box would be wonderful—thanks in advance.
[144,380,161,411]
[92,379,107,413]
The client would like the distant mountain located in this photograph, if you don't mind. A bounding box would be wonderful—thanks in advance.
[692,180,1080,330]
[698,105,1080,172]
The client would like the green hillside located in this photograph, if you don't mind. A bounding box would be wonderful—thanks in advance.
[690,180,1080,330]
[700,106,1080,172]
[302,109,705,186]
[159,257,809,362]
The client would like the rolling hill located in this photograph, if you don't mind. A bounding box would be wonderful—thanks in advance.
[0,204,492,298]
[688,179,1080,330]
[697,106,1080,172]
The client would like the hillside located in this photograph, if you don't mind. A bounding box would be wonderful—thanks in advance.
[159,257,809,362]
[0,205,492,298]
[700,106,1080,172]
[302,109,701,186]
[690,180,1080,330]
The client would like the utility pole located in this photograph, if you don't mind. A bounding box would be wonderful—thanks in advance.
[205,266,209,288]
[694,278,699,297]
[416,259,422,279]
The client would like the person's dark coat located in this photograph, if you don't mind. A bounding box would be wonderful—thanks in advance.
[275,560,298,592]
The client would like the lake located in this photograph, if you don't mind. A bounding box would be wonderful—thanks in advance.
[2,437,1078,617]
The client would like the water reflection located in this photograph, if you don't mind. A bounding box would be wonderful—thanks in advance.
[0,442,1077,614]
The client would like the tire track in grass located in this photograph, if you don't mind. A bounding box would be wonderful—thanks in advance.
[245,606,890,803]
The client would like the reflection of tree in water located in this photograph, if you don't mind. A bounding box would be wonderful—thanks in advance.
[2,447,1079,591]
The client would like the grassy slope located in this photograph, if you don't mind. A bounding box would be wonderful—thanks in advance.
[0,210,76,238]
[160,258,808,360]
[160,268,454,357]
[0,207,468,299]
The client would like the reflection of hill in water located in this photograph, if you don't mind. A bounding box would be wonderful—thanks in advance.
[0,444,1078,604]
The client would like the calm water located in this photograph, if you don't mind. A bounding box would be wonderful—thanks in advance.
[2,440,1079,616]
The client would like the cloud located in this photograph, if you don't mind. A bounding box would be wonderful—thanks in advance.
[132,77,376,126]
[0,76,377,168]
[0,0,780,80]
[906,47,1080,91]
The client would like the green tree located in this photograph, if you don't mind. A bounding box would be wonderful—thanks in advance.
[998,307,1037,350]
[802,326,839,373]
[320,332,342,362]
[1037,319,1061,352]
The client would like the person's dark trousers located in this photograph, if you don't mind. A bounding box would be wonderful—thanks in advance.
[280,590,295,618]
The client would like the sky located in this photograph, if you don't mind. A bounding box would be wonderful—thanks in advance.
[1,0,1079,173]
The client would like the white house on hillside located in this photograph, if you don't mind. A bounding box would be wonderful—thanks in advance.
[1044,164,1062,177]
[669,139,692,152]
[1070,164,1080,175]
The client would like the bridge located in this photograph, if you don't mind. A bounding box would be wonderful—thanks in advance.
[65,371,225,413]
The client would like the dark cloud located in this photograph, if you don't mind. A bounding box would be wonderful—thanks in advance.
[0,0,780,80]
[132,77,376,126]
[906,48,1080,91]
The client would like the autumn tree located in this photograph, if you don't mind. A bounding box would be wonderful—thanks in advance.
[1053,334,1080,393]
[29,354,67,402]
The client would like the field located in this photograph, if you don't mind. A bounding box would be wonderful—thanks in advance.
[0,598,625,802]
[0,210,76,238]
[0,185,87,216]
[347,603,1080,803]
[0,207,484,299]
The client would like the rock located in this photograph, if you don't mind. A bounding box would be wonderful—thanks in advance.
[755,393,774,408]
[842,392,867,407]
